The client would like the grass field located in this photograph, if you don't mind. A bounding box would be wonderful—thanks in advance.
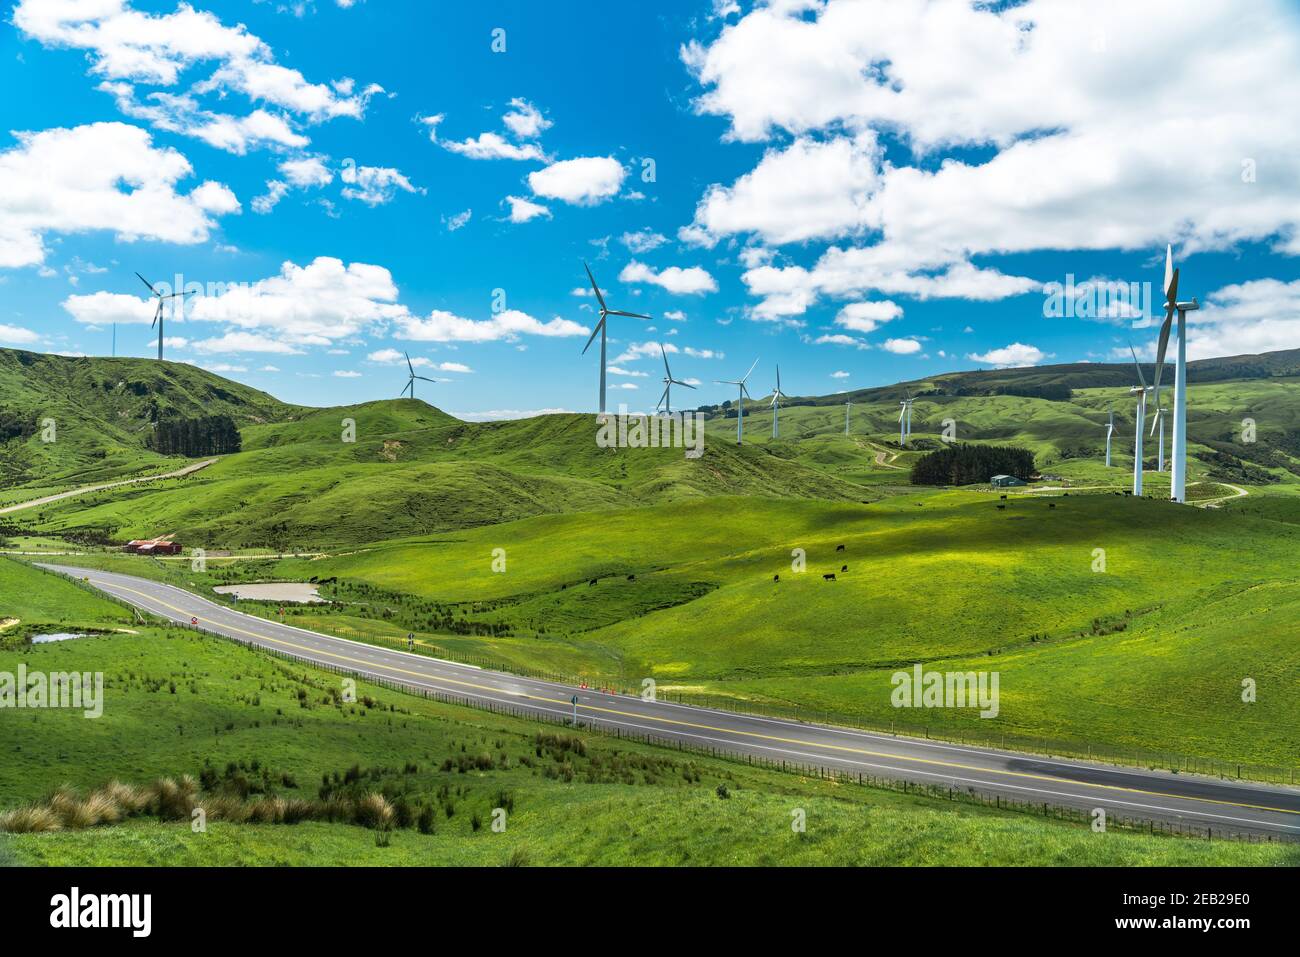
[0,560,1290,866]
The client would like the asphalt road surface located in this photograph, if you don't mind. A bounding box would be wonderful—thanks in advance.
[41,562,1300,840]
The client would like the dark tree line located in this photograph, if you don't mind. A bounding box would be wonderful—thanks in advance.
[0,410,36,443]
[148,415,242,457]
[910,442,1036,486]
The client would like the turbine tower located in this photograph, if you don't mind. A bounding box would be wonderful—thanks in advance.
[1153,246,1198,502]
[1128,344,1151,496]
[400,351,441,399]
[135,272,189,361]
[898,393,914,446]
[844,398,851,436]
[1151,405,1168,472]
[580,261,650,414]
[715,358,759,445]
[1105,405,1115,467]
[656,343,695,415]
[769,365,788,438]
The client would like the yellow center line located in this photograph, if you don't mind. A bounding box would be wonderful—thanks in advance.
[105,578,1300,819]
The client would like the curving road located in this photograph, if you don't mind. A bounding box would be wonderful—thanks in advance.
[39,562,1300,840]
[0,459,217,515]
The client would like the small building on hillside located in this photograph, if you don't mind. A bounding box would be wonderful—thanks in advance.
[124,537,183,556]
[990,474,1028,488]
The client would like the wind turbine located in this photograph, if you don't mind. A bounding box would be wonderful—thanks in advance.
[400,351,441,399]
[656,343,694,415]
[135,272,190,361]
[715,358,759,445]
[1150,405,1168,472]
[898,392,914,446]
[769,365,788,438]
[1128,344,1151,496]
[1152,245,1198,502]
[844,398,851,436]
[1104,405,1115,467]
[580,261,650,414]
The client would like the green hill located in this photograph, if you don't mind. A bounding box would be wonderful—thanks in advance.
[0,348,303,500]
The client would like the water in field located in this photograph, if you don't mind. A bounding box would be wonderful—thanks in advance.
[213,583,326,604]
[31,633,88,643]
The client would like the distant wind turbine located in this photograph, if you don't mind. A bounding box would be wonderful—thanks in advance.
[1153,245,1199,502]
[768,365,788,438]
[716,358,759,445]
[135,272,190,361]
[1128,344,1152,496]
[580,261,650,414]
[656,343,695,415]
[844,398,851,436]
[400,351,441,399]
[898,392,914,446]
[1104,404,1115,468]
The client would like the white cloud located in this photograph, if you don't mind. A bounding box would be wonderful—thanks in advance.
[608,365,649,377]
[836,300,902,334]
[881,338,922,355]
[967,342,1051,368]
[528,156,625,206]
[830,370,849,378]
[445,209,472,232]
[663,309,687,321]
[0,323,40,345]
[615,341,679,363]
[340,163,419,205]
[396,309,588,343]
[0,122,239,269]
[681,133,880,247]
[280,156,334,188]
[502,98,551,140]
[621,229,668,254]
[436,361,473,373]
[683,0,1300,317]
[619,261,718,296]
[194,332,304,355]
[443,132,546,161]
[503,195,551,223]
[333,369,362,377]
[814,333,868,349]
[1188,277,1300,359]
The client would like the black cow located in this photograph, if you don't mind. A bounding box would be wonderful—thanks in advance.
[773,574,780,582]
[836,544,845,552]
[823,573,837,581]
[840,564,848,572]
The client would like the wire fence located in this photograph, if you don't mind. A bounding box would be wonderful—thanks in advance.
[22,560,1300,827]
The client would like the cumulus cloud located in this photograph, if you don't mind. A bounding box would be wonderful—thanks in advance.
[503,195,551,223]
[881,338,922,356]
[683,0,1300,317]
[340,162,420,205]
[443,132,546,161]
[621,229,669,254]
[836,300,902,334]
[0,122,239,269]
[0,323,41,345]
[395,309,588,343]
[619,261,718,295]
[967,342,1051,368]
[528,157,625,206]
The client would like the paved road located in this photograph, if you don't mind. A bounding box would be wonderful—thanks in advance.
[1,459,217,515]
[40,563,1300,840]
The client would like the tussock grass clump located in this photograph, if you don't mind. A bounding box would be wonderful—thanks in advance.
[0,805,62,833]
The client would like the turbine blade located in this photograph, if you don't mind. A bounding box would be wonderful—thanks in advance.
[1151,305,1174,398]
[135,272,158,296]
[607,310,652,321]
[1164,244,1174,297]
[583,261,607,312]
[581,317,606,355]
[660,342,671,378]
[741,357,759,383]
[675,380,697,389]
[1129,343,1147,389]
[405,351,415,375]
[657,386,669,410]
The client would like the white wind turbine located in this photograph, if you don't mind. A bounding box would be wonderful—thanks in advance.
[1152,245,1198,502]
[1104,404,1115,467]
[1128,344,1152,496]
[656,343,695,415]
[580,261,651,414]
[716,358,759,445]
[135,272,190,361]
[769,365,788,438]
[898,392,914,445]
[1150,404,1168,472]
[844,398,851,436]
[400,351,442,399]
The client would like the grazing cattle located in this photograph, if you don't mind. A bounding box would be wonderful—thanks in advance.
[588,578,598,586]
[627,574,636,581]
[836,544,845,552]
[823,573,837,581]
[773,574,780,582]
[1000,494,1007,500]
[996,504,1006,510]
[1048,503,1056,509]
[840,564,848,572]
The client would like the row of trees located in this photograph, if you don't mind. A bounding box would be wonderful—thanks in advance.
[910,442,1036,486]
[147,415,242,457]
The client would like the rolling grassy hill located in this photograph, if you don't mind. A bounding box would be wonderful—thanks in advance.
[0,559,1287,867]
[0,348,303,502]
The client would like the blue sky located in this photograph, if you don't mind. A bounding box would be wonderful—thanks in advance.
[3,0,1300,416]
